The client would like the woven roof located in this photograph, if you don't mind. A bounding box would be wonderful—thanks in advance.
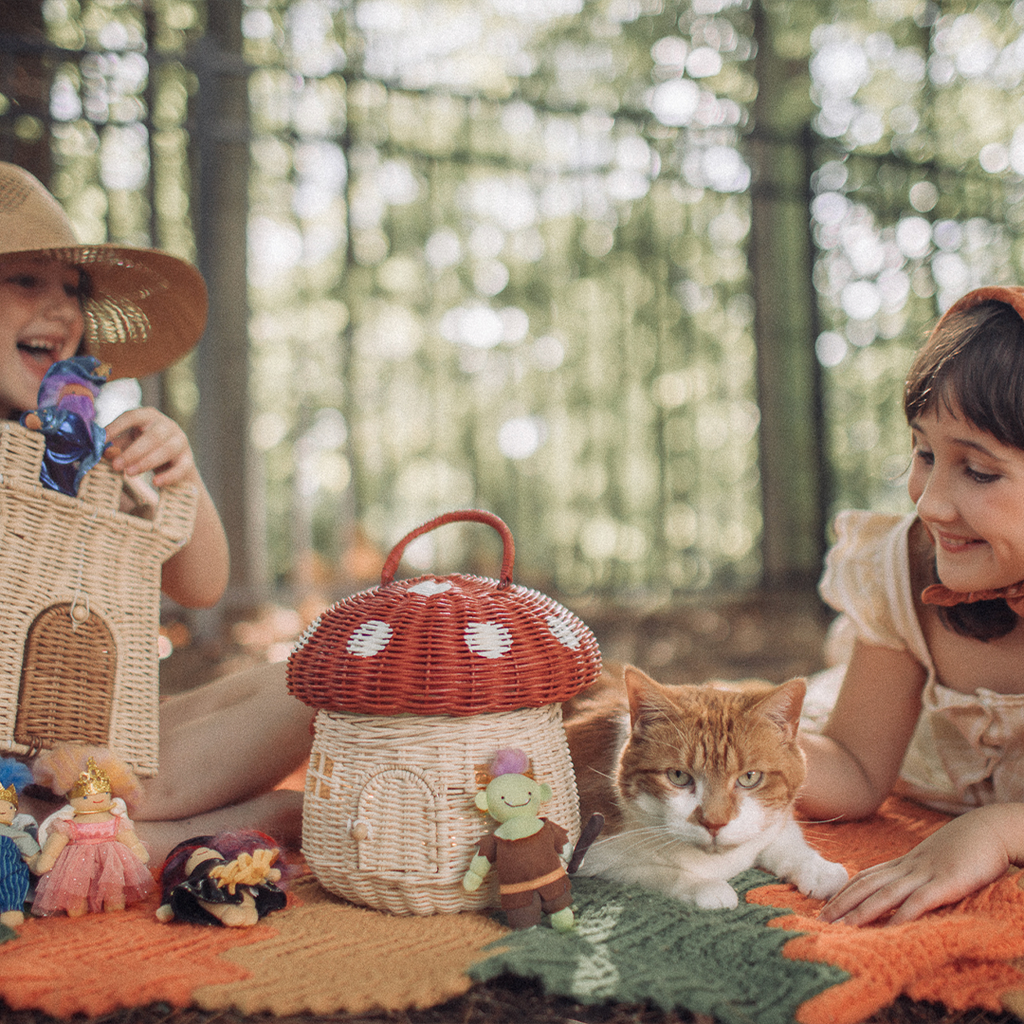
[286,571,601,716]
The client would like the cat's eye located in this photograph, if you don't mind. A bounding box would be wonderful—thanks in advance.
[666,769,693,788]
[736,770,763,789]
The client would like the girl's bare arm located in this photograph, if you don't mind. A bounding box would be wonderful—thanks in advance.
[104,406,229,608]
[799,638,926,820]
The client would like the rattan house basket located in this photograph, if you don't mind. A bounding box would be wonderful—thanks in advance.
[0,421,198,776]
[287,509,602,916]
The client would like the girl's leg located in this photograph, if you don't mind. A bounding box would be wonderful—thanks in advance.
[135,789,304,865]
[136,661,314,823]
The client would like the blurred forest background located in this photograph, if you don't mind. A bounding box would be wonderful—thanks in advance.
[2,0,1024,659]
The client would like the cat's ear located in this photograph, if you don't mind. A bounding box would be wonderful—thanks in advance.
[752,677,806,741]
[623,665,671,730]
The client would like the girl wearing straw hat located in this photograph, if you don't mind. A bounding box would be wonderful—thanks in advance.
[0,162,312,859]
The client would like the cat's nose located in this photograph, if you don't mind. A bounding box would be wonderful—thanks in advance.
[698,815,727,837]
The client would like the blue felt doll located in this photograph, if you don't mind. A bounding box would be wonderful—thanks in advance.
[0,759,40,929]
[21,355,111,496]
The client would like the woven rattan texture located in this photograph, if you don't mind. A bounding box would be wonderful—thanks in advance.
[302,703,580,915]
[0,422,198,774]
[288,574,602,716]
[15,604,115,746]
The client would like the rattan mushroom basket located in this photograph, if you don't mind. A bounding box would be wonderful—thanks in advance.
[287,509,602,916]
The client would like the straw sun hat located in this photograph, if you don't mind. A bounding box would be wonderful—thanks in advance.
[0,161,207,379]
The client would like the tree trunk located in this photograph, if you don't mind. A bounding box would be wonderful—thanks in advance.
[747,0,828,588]
[0,0,51,178]
[190,1,267,620]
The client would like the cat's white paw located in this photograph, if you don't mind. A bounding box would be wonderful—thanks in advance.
[792,855,848,900]
[681,880,739,911]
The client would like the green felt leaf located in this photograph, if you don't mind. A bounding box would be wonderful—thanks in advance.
[469,872,848,1024]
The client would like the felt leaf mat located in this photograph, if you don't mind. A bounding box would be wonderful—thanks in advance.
[0,875,507,1018]
[469,796,1024,1024]
[3,796,1024,1023]
[471,871,847,1024]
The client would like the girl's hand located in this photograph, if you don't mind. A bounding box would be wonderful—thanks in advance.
[102,404,229,607]
[819,804,1023,926]
[103,406,199,488]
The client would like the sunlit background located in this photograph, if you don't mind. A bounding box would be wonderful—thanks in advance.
[3,0,1024,612]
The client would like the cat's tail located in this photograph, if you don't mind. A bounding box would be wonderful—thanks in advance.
[568,812,605,873]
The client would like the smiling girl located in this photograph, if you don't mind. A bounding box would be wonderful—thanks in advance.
[0,162,312,862]
[0,257,86,418]
[799,287,1024,926]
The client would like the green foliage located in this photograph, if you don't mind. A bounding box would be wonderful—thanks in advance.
[10,0,1024,597]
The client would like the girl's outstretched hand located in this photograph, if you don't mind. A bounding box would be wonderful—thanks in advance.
[819,803,1024,926]
[103,406,199,488]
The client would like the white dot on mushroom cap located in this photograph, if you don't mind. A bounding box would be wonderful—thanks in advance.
[407,579,453,597]
[464,621,513,659]
[347,619,394,657]
[546,615,580,649]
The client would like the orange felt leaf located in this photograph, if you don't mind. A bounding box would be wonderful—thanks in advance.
[0,893,276,1017]
[774,875,1024,1024]
[745,798,1024,1024]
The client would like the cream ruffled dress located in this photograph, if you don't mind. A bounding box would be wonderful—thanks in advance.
[803,509,1024,815]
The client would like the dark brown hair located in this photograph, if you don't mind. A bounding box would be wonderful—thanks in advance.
[904,300,1024,640]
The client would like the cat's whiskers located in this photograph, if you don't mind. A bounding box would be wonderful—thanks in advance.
[794,814,844,826]
[794,821,847,858]
[599,823,698,857]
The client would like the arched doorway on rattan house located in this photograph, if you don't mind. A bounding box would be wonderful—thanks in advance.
[14,602,115,750]
[354,766,444,875]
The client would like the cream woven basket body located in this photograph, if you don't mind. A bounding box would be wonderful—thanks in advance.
[0,422,198,776]
[288,509,603,916]
[303,704,578,916]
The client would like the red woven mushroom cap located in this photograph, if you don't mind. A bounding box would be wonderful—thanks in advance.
[287,571,602,716]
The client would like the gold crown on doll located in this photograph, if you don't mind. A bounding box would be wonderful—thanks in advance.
[0,783,16,808]
[68,757,111,800]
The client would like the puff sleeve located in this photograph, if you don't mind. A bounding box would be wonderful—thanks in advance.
[818,510,919,652]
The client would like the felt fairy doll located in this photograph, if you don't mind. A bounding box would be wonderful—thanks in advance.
[20,355,111,497]
[155,829,288,927]
[0,758,40,928]
[31,744,154,917]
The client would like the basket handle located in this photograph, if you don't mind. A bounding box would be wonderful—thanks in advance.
[381,509,515,588]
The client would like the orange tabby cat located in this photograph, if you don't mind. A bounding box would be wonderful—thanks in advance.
[564,665,847,909]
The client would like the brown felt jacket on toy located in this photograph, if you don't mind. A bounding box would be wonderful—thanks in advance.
[462,747,574,931]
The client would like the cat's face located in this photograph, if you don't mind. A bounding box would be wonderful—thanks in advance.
[616,668,807,852]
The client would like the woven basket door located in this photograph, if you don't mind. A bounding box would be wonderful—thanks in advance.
[16,604,116,748]
[354,768,444,874]
[290,509,602,916]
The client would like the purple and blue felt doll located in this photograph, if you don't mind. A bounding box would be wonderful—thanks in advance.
[21,355,111,497]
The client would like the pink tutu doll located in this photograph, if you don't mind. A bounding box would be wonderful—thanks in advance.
[31,745,154,917]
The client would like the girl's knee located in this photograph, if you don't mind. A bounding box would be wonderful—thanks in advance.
[162,661,290,721]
